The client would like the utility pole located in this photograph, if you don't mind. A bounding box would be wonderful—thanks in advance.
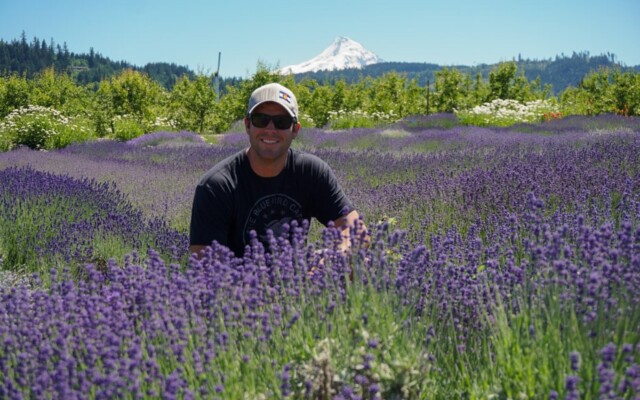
[426,79,430,115]
[214,52,221,101]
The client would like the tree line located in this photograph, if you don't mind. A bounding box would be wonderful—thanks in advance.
[0,32,202,90]
[4,33,638,96]
[291,51,638,95]
[1,60,638,142]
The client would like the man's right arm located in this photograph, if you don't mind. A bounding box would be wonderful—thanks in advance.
[189,182,231,259]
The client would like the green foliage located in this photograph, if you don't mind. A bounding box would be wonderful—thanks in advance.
[368,72,410,114]
[0,105,93,150]
[471,72,490,105]
[295,72,426,128]
[100,69,161,119]
[0,74,30,118]
[4,33,632,96]
[328,109,398,129]
[29,67,90,116]
[2,56,640,149]
[305,84,334,128]
[456,99,560,127]
[112,115,146,141]
[96,69,165,137]
[169,74,218,133]
[291,52,628,95]
[47,115,94,149]
[142,62,195,90]
[434,68,469,112]
[488,61,542,102]
[0,33,196,90]
[560,67,640,116]
[368,72,426,116]
[610,69,640,116]
[489,62,518,100]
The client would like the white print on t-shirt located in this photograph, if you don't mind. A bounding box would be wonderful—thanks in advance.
[243,194,303,244]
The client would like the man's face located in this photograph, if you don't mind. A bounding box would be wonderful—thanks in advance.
[244,102,300,163]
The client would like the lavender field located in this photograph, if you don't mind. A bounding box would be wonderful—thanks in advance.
[1,115,639,399]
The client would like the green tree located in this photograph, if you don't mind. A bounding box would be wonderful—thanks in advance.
[560,68,640,116]
[332,79,347,112]
[486,61,541,102]
[96,69,161,137]
[367,72,408,116]
[574,67,614,115]
[434,68,467,112]
[293,78,330,128]
[488,62,518,100]
[306,85,333,128]
[342,79,367,112]
[610,69,640,116]
[0,74,30,118]
[170,74,217,132]
[29,67,89,116]
[471,72,490,105]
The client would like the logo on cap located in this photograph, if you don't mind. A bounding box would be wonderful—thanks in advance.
[278,91,292,104]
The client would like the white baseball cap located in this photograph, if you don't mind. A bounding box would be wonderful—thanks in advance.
[247,83,298,119]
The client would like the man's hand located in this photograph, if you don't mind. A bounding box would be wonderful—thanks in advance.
[332,210,370,254]
[189,245,208,260]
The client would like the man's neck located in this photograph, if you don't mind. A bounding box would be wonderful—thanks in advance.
[246,148,287,178]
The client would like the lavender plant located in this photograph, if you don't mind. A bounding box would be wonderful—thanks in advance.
[0,116,638,398]
[0,166,187,278]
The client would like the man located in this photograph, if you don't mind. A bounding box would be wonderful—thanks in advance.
[189,82,365,259]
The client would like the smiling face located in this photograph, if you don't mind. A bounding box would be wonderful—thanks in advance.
[244,102,300,176]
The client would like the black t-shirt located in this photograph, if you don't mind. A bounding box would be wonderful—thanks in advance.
[190,148,353,256]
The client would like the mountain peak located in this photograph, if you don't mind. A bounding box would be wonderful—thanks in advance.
[280,37,382,75]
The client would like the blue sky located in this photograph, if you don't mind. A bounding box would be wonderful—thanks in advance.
[1,0,638,78]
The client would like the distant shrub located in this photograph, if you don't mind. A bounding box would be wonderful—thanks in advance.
[328,109,399,130]
[112,115,146,141]
[0,105,93,151]
[147,115,179,132]
[125,131,205,147]
[400,113,460,129]
[456,99,559,127]
[297,112,316,130]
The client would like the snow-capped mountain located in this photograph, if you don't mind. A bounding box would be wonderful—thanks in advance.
[279,36,382,75]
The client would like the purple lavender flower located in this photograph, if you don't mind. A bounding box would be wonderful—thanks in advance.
[354,374,369,386]
[601,343,617,364]
[280,363,292,397]
[368,383,380,395]
[565,374,580,400]
[1,116,640,397]
[570,351,581,372]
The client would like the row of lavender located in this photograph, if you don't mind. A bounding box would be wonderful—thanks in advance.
[0,115,639,398]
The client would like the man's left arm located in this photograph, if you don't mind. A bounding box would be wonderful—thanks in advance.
[310,156,369,252]
[333,210,369,253]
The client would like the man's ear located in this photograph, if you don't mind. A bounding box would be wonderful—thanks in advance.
[292,121,301,139]
[244,116,250,133]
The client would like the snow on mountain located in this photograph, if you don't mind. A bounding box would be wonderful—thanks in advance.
[279,36,383,75]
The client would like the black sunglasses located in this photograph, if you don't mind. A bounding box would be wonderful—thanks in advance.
[249,113,296,130]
